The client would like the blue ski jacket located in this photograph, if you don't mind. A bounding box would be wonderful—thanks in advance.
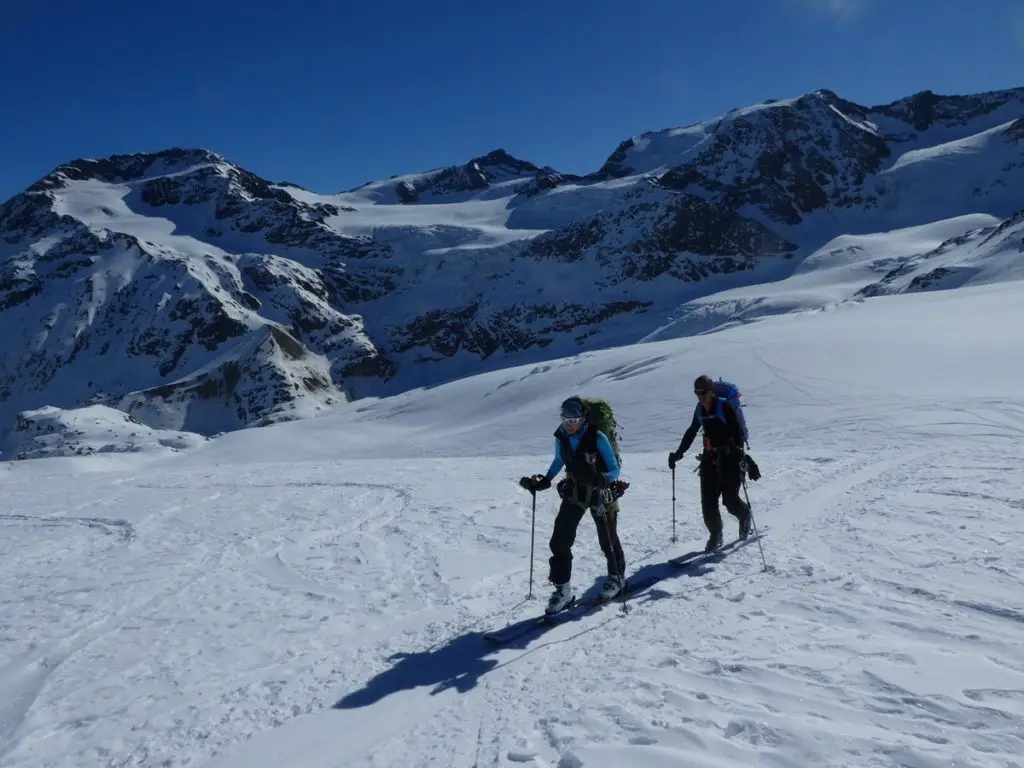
[544,427,620,484]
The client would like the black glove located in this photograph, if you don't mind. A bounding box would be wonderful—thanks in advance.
[518,474,551,493]
[668,450,683,469]
[744,454,761,481]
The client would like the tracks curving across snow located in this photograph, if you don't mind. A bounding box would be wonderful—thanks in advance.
[3,420,1023,767]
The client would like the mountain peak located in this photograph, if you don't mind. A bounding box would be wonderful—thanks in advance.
[595,86,877,181]
[29,147,228,192]
[467,148,541,173]
[382,148,545,203]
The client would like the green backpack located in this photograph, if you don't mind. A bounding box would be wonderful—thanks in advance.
[581,396,622,468]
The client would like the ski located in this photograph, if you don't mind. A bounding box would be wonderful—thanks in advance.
[483,527,769,647]
[668,525,769,568]
[481,594,614,646]
[482,575,658,647]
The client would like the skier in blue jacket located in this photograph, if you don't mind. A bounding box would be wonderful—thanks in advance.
[519,396,626,614]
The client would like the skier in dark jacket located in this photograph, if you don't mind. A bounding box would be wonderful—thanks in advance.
[520,396,626,614]
[668,374,752,552]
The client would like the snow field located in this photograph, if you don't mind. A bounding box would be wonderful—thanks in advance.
[0,281,1022,766]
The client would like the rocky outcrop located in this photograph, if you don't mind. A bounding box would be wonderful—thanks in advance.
[391,148,543,202]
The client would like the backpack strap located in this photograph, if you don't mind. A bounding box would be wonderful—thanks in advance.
[695,399,728,425]
[556,425,605,480]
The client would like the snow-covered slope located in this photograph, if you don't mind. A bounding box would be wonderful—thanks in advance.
[641,210,1024,340]
[1,280,1022,767]
[0,404,205,460]
[856,208,1024,296]
[1,87,1022,441]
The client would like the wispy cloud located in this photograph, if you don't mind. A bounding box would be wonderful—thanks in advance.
[790,0,868,23]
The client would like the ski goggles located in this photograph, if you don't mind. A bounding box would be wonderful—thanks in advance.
[561,415,585,427]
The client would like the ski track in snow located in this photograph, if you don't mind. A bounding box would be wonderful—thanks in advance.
[2,287,1024,767]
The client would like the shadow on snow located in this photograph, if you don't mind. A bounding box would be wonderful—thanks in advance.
[332,539,756,710]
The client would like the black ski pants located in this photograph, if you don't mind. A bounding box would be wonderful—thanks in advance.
[699,453,750,537]
[548,499,625,586]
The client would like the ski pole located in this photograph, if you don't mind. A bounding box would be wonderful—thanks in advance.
[598,502,629,612]
[528,489,537,599]
[742,477,768,571]
[599,502,624,579]
[671,465,677,542]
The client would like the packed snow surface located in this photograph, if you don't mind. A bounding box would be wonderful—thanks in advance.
[1,280,1023,767]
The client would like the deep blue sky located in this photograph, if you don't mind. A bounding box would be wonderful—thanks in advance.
[2,0,1021,202]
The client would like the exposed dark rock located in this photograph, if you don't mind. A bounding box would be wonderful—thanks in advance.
[31,148,220,191]
[393,148,542,202]
[1007,118,1024,141]
[596,138,637,179]
[870,88,1023,133]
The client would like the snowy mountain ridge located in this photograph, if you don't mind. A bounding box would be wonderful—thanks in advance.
[1,85,1022,450]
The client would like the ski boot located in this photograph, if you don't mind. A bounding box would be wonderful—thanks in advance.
[546,582,574,615]
[598,574,625,601]
[738,509,752,540]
